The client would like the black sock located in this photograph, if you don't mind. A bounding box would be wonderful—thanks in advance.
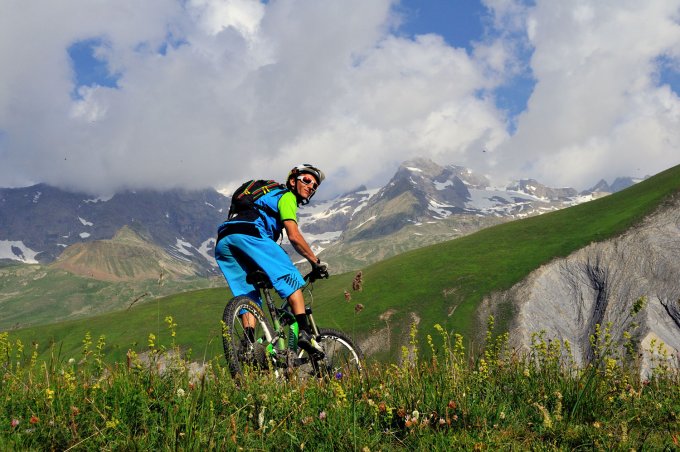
[244,327,255,342]
[295,314,310,333]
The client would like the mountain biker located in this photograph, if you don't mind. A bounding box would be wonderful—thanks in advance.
[214,164,327,354]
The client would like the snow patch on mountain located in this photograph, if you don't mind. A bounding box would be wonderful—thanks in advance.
[78,217,93,227]
[299,197,336,217]
[466,188,536,213]
[434,180,453,190]
[0,240,39,263]
[353,189,379,213]
[296,187,380,246]
[84,194,114,203]
[303,230,343,243]
[302,188,379,221]
[354,215,376,229]
[428,199,455,218]
[197,238,217,266]
[173,238,195,257]
[307,204,352,220]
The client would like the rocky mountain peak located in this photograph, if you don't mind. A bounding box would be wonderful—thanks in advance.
[400,157,443,175]
[111,225,150,244]
[582,176,646,196]
[380,158,470,211]
[610,177,640,193]
[584,179,612,194]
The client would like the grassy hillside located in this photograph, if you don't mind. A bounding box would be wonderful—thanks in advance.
[0,225,222,331]
[0,264,221,331]
[322,213,505,274]
[9,164,680,363]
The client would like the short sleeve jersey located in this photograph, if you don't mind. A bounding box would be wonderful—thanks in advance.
[278,191,298,223]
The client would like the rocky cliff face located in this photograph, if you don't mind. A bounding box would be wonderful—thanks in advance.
[484,195,680,374]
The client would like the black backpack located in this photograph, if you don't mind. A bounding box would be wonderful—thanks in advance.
[228,179,288,221]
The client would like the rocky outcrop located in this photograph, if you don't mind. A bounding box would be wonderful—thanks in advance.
[485,195,680,374]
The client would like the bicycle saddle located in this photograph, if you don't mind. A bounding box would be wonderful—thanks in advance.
[246,270,273,289]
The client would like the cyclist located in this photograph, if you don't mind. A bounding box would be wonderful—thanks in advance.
[215,164,327,354]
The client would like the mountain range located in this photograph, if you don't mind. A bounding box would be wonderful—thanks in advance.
[6,162,677,371]
[0,157,642,279]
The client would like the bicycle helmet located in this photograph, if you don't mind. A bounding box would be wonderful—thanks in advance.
[287,163,325,205]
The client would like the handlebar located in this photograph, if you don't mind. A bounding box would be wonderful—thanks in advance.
[304,268,329,283]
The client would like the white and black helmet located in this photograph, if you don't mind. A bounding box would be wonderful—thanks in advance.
[287,163,325,184]
[287,163,325,204]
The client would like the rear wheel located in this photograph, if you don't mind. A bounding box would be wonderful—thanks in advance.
[222,296,275,378]
[297,328,364,381]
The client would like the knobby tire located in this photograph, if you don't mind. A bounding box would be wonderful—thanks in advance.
[298,328,364,381]
[222,296,275,378]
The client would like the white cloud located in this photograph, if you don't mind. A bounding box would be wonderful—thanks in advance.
[492,0,680,188]
[189,0,265,37]
[0,0,678,198]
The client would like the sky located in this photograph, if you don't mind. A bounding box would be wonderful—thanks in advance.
[1,0,679,198]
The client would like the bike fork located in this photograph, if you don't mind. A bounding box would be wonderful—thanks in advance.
[306,306,320,336]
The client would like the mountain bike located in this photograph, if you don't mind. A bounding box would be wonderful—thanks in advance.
[221,269,364,381]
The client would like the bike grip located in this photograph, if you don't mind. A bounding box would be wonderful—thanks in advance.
[305,269,329,282]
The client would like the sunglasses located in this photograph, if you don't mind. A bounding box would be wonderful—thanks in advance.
[297,175,318,190]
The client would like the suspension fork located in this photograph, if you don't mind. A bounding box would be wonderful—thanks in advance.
[306,306,320,336]
[281,298,318,337]
[285,290,319,336]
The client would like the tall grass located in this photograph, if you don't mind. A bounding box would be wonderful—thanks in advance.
[2,314,678,450]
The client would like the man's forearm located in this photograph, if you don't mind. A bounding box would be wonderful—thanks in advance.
[289,236,317,263]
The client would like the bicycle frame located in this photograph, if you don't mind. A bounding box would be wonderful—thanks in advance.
[258,281,320,357]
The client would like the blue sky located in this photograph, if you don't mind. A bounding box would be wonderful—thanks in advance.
[397,0,487,51]
[2,0,680,196]
[68,38,120,96]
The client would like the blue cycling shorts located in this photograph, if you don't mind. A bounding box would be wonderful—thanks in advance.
[214,232,305,305]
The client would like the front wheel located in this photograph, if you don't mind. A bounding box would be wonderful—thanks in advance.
[297,328,364,381]
[222,296,275,378]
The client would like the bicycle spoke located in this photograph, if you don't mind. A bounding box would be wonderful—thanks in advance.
[317,336,362,379]
[296,328,364,381]
[222,296,275,378]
